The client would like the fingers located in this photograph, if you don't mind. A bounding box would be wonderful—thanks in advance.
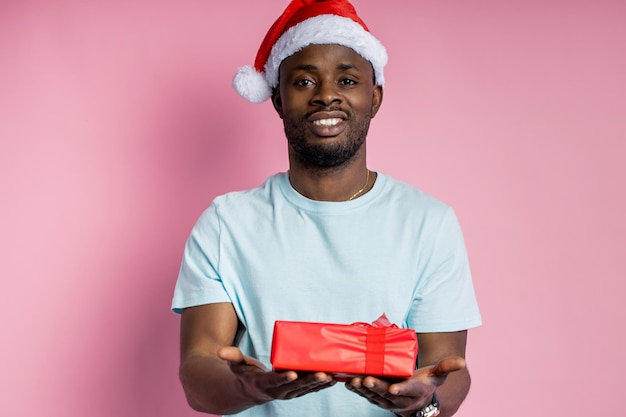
[346,376,398,409]
[346,376,393,400]
[277,373,336,399]
[346,370,441,412]
[346,356,466,400]
[218,346,334,397]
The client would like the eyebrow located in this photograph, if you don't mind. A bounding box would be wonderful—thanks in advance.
[294,63,361,72]
[294,64,318,71]
[337,64,359,71]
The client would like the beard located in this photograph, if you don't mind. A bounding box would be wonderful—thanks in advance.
[283,108,372,169]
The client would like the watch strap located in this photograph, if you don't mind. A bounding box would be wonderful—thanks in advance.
[412,392,440,417]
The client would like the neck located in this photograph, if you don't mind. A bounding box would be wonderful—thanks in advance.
[287,159,373,202]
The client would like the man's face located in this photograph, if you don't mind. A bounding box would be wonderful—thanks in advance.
[272,44,383,169]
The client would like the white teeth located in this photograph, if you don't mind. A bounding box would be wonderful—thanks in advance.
[313,118,341,126]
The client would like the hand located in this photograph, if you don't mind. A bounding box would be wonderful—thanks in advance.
[345,356,466,416]
[217,346,336,403]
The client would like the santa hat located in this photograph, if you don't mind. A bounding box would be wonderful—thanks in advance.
[232,0,388,103]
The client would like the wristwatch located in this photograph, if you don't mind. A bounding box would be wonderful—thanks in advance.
[396,393,440,417]
[414,393,440,417]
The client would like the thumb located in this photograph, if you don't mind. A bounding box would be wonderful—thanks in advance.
[218,346,270,372]
[431,356,466,378]
[217,346,245,364]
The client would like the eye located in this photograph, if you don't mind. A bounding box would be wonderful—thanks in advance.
[339,78,358,86]
[295,79,315,87]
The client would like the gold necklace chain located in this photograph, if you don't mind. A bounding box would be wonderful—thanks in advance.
[347,169,370,201]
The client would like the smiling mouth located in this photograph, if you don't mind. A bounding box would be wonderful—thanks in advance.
[312,118,342,127]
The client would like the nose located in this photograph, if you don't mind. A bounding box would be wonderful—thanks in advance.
[311,81,342,106]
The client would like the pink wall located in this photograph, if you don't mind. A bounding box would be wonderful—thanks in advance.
[1,1,624,416]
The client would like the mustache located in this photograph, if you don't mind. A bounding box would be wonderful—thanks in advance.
[305,106,351,119]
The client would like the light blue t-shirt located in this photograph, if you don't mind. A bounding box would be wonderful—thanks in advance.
[172,172,481,417]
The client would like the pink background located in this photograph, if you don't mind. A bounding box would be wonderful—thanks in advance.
[1,0,624,416]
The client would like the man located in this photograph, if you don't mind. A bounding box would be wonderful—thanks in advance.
[172,1,482,416]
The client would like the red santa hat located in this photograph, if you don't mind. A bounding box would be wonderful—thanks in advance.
[232,0,388,103]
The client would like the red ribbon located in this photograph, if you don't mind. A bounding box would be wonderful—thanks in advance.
[364,326,387,375]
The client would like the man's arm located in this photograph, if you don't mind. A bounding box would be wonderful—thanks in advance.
[179,302,335,415]
[346,330,470,417]
[415,331,470,417]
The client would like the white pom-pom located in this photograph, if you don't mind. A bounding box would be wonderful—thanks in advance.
[232,65,272,103]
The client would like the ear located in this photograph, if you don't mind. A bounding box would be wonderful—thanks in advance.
[370,85,383,118]
[271,87,284,119]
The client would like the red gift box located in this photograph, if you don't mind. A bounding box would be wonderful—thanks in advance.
[270,314,418,379]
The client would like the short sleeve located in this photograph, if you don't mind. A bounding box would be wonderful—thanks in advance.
[171,203,232,313]
[407,208,482,332]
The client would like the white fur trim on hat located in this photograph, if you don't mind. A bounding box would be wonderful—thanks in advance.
[265,14,388,89]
